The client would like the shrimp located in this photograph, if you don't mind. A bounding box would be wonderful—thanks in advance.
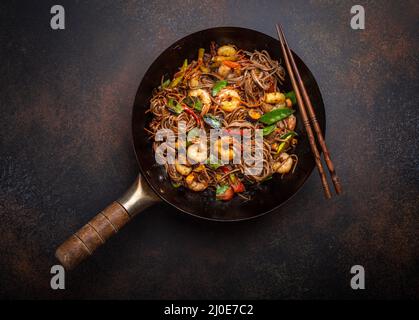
[189,88,212,115]
[217,45,237,57]
[264,92,285,104]
[185,173,208,192]
[285,115,296,131]
[189,76,200,88]
[187,142,207,164]
[272,152,294,174]
[214,137,235,161]
[217,88,241,112]
[218,64,231,78]
[175,161,192,176]
[188,88,211,115]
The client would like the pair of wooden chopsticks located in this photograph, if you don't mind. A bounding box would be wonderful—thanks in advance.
[276,23,342,198]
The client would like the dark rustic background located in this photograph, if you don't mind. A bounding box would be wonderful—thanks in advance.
[0,0,418,299]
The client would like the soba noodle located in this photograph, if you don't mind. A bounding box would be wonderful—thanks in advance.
[146,43,298,201]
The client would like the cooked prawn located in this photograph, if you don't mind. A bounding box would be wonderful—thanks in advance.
[217,45,237,57]
[272,152,294,174]
[285,115,296,131]
[185,173,208,191]
[175,161,192,176]
[264,92,285,104]
[218,64,231,78]
[217,88,241,112]
[189,88,211,115]
[213,136,235,161]
[187,142,207,164]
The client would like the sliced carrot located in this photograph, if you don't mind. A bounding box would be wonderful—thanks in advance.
[222,60,241,69]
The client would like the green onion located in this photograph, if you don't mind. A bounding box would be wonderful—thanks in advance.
[181,59,188,71]
[259,108,294,125]
[280,131,298,140]
[276,131,297,154]
[170,59,188,88]
[276,141,287,154]
[212,80,228,96]
[161,79,170,89]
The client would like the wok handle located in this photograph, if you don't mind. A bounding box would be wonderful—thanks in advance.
[55,175,159,270]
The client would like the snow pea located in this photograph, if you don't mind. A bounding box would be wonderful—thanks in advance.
[262,124,276,136]
[259,108,294,125]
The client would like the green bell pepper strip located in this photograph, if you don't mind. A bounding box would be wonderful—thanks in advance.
[161,79,171,89]
[198,48,205,63]
[259,108,294,125]
[212,80,228,96]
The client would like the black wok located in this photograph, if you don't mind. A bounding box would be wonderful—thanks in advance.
[56,27,326,270]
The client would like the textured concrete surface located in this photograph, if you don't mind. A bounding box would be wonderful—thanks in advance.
[0,0,418,299]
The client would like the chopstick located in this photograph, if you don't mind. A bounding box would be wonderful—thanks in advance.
[276,23,342,196]
[276,23,342,198]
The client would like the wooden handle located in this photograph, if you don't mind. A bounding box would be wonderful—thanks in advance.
[55,201,131,270]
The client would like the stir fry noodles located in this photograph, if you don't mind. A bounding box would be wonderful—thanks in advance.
[146,43,299,201]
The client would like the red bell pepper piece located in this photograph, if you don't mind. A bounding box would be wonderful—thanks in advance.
[229,173,245,193]
[182,105,201,125]
[216,185,234,201]
[221,166,230,174]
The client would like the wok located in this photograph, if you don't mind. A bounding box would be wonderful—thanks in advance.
[55,27,326,270]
